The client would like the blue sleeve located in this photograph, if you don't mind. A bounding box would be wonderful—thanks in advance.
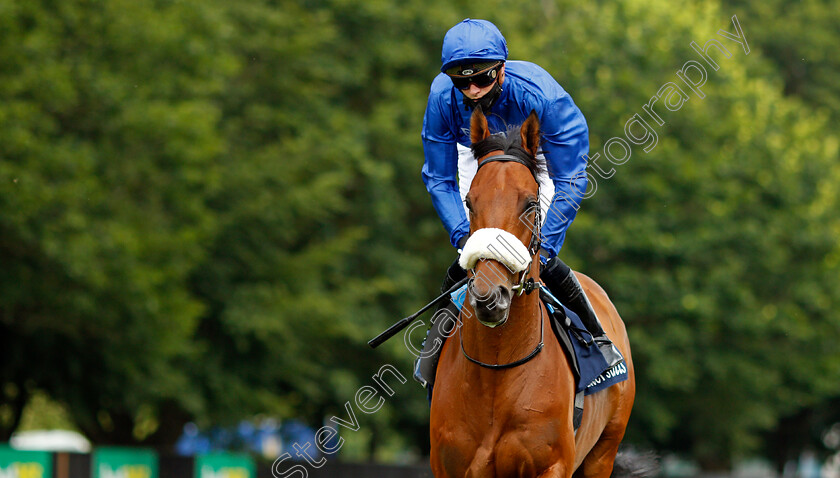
[421,87,470,249]
[538,94,590,257]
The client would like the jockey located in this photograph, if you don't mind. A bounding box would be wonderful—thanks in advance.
[414,18,623,391]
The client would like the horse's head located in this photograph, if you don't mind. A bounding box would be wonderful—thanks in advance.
[460,108,542,327]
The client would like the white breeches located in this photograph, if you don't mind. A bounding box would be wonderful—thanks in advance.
[456,143,555,224]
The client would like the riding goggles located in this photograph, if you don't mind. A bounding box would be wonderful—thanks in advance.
[447,62,502,90]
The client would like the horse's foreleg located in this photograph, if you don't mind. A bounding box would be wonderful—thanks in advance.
[576,435,621,478]
[537,463,573,478]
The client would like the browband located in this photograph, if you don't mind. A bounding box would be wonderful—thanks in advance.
[476,154,538,183]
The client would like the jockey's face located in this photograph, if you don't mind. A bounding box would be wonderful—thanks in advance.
[461,64,505,100]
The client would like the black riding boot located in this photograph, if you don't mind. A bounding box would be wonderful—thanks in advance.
[541,258,624,368]
[413,257,467,391]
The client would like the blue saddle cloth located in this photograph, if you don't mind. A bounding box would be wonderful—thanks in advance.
[450,284,628,395]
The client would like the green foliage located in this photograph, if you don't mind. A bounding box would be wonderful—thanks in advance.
[513,0,840,466]
[1,0,838,468]
[721,0,840,124]
[17,392,77,433]
[0,0,228,444]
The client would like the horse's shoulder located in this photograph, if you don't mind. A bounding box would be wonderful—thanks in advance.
[573,271,620,320]
[572,271,607,298]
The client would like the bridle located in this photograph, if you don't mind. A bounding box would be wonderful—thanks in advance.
[460,152,544,369]
[473,153,541,296]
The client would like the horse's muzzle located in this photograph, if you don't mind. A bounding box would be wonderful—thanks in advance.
[467,280,512,327]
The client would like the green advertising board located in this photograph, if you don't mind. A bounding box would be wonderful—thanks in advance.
[194,454,255,478]
[92,447,158,478]
[0,447,52,478]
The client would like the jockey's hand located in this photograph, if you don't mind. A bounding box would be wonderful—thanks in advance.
[538,248,552,273]
[442,252,468,293]
[456,235,468,252]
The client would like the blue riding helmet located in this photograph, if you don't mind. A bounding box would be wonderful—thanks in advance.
[440,19,508,73]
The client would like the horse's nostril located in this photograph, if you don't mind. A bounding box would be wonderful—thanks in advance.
[469,284,512,312]
[497,287,512,307]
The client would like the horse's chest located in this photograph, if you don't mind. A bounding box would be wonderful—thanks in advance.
[431,343,576,476]
[434,406,571,476]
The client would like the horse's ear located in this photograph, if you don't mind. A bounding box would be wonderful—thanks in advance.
[520,110,541,157]
[470,107,491,144]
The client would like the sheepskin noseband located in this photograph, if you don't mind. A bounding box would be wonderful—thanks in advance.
[459,228,532,273]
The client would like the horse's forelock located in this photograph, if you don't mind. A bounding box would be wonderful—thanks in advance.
[470,127,542,178]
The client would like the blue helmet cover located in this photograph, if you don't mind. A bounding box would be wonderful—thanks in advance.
[441,19,508,73]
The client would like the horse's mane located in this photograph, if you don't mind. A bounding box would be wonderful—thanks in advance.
[470,126,545,178]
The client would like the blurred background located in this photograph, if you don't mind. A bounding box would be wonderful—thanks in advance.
[1,0,839,476]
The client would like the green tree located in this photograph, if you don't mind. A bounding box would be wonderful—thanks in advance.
[0,0,233,445]
[717,0,840,466]
[501,0,840,467]
[183,0,461,458]
[722,0,840,124]
[3,0,838,467]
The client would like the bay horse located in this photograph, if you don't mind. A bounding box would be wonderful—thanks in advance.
[429,108,635,477]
